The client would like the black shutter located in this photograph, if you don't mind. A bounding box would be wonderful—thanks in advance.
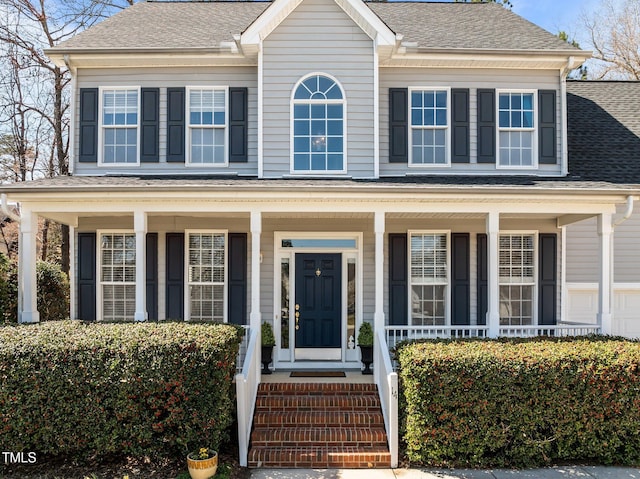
[77,232,96,321]
[389,233,408,325]
[538,233,557,325]
[451,89,470,163]
[229,88,248,163]
[228,233,248,325]
[538,90,557,165]
[477,89,496,164]
[140,88,160,163]
[389,88,408,163]
[79,88,98,163]
[146,233,158,321]
[451,233,470,325]
[167,88,185,163]
[166,233,184,320]
[477,233,488,325]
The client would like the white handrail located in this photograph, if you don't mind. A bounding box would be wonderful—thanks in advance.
[234,327,260,467]
[374,328,398,468]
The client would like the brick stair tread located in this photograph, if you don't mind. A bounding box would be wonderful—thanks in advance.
[257,383,378,395]
[255,394,381,411]
[248,446,391,468]
[253,410,384,427]
[250,426,388,447]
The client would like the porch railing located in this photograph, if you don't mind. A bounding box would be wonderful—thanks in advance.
[499,323,601,337]
[235,326,260,468]
[385,325,489,351]
[374,328,398,468]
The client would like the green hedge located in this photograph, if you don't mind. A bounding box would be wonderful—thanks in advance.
[397,337,640,468]
[0,321,243,461]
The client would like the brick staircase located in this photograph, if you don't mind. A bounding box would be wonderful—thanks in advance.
[248,382,391,468]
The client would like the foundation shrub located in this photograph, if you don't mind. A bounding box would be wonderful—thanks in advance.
[397,336,640,468]
[0,320,243,461]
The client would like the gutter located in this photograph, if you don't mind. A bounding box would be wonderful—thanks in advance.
[1,194,20,223]
[613,195,634,228]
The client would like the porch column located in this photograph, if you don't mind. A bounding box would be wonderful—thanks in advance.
[374,211,385,331]
[250,211,262,331]
[19,207,39,323]
[69,225,76,320]
[597,213,613,335]
[486,212,500,338]
[134,210,147,322]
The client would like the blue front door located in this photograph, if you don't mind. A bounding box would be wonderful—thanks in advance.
[294,253,342,353]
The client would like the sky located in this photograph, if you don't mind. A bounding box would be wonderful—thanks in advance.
[510,0,612,43]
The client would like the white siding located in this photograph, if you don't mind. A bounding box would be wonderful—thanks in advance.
[74,67,258,176]
[566,208,640,283]
[262,0,375,178]
[379,68,563,176]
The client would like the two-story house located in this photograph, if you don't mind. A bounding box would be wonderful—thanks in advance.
[2,0,640,468]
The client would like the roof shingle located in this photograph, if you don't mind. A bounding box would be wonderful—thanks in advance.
[51,0,578,53]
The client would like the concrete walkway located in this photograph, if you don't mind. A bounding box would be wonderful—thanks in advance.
[250,467,640,479]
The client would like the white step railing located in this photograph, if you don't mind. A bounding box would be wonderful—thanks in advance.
[235,325,250,373]
[374,328,398,468]
[234,326,260,467]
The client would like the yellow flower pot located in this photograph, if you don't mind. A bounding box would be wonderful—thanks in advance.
[187,450,218,479]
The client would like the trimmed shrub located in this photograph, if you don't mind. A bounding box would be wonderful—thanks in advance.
[36,260,70,321]
[0,321,243,461]
[0,259,69,323]
[397,337,640,468]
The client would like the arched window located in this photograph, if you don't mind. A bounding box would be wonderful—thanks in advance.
[292,74,345,172]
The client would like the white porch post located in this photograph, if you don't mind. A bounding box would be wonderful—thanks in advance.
[19,207,39,323]
[374,211,385,332]
[69,224,76,320]
[597,213,613,335]
[134,211,147,322]
[486,212,500,338]
[250,211,262,331]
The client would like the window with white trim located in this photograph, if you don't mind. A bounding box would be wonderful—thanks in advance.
[499,233,535,326]
[498,92,535,168]
[100,233,136,321]
[188,232,226,321]
[188,88,227,165]
[101,89,139,164]
[292,74,345,172]
[410,232,448,326]
[410,89,449,165]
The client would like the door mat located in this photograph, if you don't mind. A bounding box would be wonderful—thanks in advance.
[290,371,346,378]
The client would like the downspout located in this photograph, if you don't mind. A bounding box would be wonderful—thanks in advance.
[560,56,575,177]
[1,194,20,223]
[613,195,634,228]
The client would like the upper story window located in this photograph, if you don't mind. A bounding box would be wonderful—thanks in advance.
[410,88,450,166]
[101,88,139,165]
[187,87,228,166]
[292,74,345,173]
[498,91,536,168]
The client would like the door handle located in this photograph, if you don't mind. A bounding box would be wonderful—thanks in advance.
[295,304,300,330]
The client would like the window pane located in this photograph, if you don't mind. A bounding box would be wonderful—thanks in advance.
[188,233,225,321]
[410,89,448,164]
[499,234,535,326]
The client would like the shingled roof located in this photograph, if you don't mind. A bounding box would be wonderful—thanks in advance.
[51,0,578,53]
[567,81,640,185]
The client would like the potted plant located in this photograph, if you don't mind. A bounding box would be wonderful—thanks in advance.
[261,321,276,374]
[186,447,218,479]
[357,322,374,375]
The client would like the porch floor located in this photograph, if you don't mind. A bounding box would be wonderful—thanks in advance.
[261,370,375,384]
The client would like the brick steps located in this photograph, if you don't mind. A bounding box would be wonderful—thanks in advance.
[248,382,390,468]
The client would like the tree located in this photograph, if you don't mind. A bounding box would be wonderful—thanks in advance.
[583,0,640,80]
[0,0,139,272]
[558,31,588,80]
